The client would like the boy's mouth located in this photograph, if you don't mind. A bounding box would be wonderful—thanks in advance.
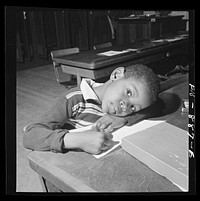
[109,104,121,115]
[109,108,116,114]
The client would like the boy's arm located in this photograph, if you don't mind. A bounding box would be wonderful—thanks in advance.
[23,96,70,152]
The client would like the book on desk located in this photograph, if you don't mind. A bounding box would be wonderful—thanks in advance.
[121,121,188,191]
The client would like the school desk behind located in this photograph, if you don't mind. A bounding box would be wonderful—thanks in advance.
[28,76,189,192]
[115,15,185,43]
[53,36,189,85]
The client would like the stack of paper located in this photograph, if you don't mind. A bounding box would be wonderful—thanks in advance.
[97,49,137,57]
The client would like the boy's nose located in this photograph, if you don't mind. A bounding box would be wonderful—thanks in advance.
[120,100,127,112]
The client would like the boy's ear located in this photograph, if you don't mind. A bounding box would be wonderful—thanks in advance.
[110,67,125,81]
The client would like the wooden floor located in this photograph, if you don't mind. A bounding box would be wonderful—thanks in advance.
[17,57,52,71]
[16,64,72,192]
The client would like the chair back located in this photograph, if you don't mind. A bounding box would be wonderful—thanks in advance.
[51,47,79,59]
[50,47,79,84]
[93,42,112,50]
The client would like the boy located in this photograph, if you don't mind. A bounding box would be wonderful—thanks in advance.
[23,64,161,155]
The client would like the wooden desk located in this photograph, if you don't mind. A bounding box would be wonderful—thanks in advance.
[28,78,188,192]
[116,15,184,43]
[53,37,189,85]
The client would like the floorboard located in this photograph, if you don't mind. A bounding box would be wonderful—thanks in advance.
[16,64,71,192]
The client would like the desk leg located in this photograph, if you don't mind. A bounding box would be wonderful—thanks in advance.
[38,175,63,192]
[45,179,63,192]
[38,175,48,192]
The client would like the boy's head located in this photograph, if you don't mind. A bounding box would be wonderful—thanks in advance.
[101,64,160,116]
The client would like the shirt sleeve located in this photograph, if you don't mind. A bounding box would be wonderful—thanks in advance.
[23,96,71,153]
[124,97,165,126]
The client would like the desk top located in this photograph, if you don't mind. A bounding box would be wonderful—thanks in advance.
[53,37,188,70]
[28,79,188,192]
[116,15,184,23]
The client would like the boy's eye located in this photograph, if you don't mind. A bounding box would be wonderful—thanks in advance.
[127,89,132,97]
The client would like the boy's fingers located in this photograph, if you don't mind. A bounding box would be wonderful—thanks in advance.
[103,139,111,146]
[91,123,99,131]
[100,145,109,151]
[99,124,107,132]
[100,139,112,151]
[99,122,113,131]
[92,122,97,127]
[104,132,113,140]
[104,125,113,132]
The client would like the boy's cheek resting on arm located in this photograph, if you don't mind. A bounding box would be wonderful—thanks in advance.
[92,102,162,132]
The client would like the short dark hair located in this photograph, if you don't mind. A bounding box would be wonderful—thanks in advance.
[124,64,160,103]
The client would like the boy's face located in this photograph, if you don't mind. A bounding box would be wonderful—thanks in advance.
[101,77,152,117]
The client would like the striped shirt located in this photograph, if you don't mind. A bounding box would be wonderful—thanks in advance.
[23,78,107,152]
[65,78,106,128]
[23,78,164,153]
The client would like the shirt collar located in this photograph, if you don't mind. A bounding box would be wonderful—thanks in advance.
[80,78,102,103]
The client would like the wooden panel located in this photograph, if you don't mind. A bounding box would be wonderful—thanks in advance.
[17,9,92,65]
[88,10,112,49]
[16,11,33,61]
[42,11,58,57]
[54,11,67,49]
[77,11,90,50]
[54,10,90,50]
[34,11,48,58]
[16,31,23,62]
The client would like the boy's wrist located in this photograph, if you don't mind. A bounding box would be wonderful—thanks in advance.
[63,133,79,149]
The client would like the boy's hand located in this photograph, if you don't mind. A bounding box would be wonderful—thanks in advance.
[64,130,112,155]
[92,114,127,132]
